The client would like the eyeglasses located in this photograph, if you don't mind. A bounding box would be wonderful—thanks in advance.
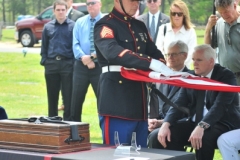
[86,1,98,6]
[171,12,184,17]
[164,52,184,58]
[147,0,157,3]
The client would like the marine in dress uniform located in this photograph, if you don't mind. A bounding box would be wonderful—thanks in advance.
[94,0,173,147]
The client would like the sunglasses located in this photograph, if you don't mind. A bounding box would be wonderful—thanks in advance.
[147,0,157,3]
[171,12,184,17]
[86,1,98,6]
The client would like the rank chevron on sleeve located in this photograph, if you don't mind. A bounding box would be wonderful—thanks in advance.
[100,26,114,38]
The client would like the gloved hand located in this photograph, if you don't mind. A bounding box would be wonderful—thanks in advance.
[149,59,174,74]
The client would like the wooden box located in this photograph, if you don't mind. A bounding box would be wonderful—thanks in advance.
[0,119,91,153]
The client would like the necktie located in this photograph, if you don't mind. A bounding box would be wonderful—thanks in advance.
[89,18,96,54]
[195,90,206,125]
[150,15,155,39]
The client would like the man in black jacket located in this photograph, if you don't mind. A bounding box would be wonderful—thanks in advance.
[155,44,240,160]
[148,40,189,145]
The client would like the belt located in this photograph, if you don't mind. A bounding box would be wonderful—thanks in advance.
[102,65,122,73]
[234,72,240,76]
[55,55,68,60]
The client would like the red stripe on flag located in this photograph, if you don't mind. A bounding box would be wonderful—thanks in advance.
[121,68,240,92]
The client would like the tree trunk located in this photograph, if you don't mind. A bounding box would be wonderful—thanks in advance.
[38,0,42,14]
[161,0,165,13]
[1,0,6,24]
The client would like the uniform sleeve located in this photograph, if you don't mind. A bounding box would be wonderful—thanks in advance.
[94,21,164,70]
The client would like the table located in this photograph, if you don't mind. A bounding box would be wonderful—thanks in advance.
[0,144,195,160]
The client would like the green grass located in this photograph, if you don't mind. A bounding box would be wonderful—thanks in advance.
[1,28,15,42]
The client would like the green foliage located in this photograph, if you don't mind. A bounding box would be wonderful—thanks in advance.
[0,0,214,25]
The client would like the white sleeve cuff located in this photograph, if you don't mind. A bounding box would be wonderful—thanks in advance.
[149,59,173,74]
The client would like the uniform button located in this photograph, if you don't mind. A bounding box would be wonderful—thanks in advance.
[138,46,140,50]
[124,17,127,20]
[144,40,146,43]
[119,80,122,84]
[125,40,128,42]
[129,24,131,27]
[132,52,135,54]
[109,15,111,17]
[148,56,150,59]
[136,38,138,41]
[132,31,135,34]
[140,54,143,56]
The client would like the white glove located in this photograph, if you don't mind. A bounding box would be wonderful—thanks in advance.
[149,59,174,74]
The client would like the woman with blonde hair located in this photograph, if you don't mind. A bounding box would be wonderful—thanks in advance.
[156,0,197,68]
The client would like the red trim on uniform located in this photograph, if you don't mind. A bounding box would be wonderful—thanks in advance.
[141,82,147,120]
[131,53,152,62]
[105,116,110,145]
[118,49,129,57]
[100,26,114,38]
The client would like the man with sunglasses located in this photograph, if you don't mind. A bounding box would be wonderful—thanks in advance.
[205,0,240,85]
[137,0,169,43]
[94,0,174,147]
[70,0,103,122]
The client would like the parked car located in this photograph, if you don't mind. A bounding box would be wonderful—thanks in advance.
[15,3,87,47]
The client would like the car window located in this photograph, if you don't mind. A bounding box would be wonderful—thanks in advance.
[41,8,53,19]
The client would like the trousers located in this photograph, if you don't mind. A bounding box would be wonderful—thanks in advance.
[217,129,240,160]
[148,121,229,160]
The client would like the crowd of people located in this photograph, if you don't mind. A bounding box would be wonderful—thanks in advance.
[27,0,240,159]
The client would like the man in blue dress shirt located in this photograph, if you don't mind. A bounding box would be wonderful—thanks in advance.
[70,0,103,121]
[40,0,75,120]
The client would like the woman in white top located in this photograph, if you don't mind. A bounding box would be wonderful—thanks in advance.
[156,0,197,68]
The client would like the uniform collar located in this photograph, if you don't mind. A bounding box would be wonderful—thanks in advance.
[111,7,134,23]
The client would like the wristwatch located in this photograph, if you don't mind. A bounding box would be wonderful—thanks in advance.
[198,121,210,130]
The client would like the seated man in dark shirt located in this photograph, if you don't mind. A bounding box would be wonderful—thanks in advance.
[148,40,189,146]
